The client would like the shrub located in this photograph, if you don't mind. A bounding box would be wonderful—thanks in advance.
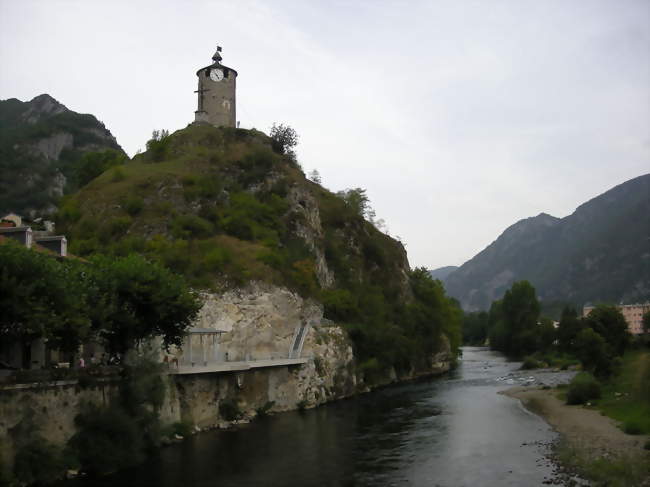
[566,372,601,405]
[13,437,64,485]
[521,356,542,370]
[255,401,275,418]
[111,166,126,182]
[296,399,309,411]
[123,196,144,216]
[219,398,242,421]
[164,420,193,438]
[68,403,144,475]
[171,214,214,239]
[623,421,643,435]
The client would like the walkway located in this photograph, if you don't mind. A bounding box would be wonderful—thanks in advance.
[169,358,308,375]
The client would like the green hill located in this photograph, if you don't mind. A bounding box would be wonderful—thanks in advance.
[57,123,461,376]
[0,94,125,216]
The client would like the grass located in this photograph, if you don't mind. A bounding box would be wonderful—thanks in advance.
[555,439,650,487]
[593,350,650,435]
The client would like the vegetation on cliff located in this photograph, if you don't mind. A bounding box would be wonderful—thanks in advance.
[55,123,461,377]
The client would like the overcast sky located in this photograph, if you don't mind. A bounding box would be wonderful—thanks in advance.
[1,0,648,270]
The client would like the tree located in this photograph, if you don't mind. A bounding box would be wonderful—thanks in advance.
[72,149,127,188]
[538,317,556,352]
[269,123,298,159]
[89,254,202,354]
[499,281,541,357]
[0,242,91,366]
[146,129,171,162]
[336,188,370,219]
[556,306,583,353]
[463,311,489,345]
[583,304,630,356]
[574,327,611,376]
[643,310,650,334]
[308,169,322,185]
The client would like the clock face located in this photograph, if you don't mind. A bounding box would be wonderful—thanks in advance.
[210,68,224,82]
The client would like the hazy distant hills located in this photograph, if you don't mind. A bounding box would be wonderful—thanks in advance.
[428,266,459,281]
[444,174,650,311]
[0,94,124,216]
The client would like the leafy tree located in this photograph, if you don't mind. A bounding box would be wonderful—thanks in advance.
[0,242,90,365]
[336,188,370,219]
[489,281,540,357]
[556,306,583,353]
[72,149,128,188]
[537,317,556,352]
[269,123,298,158]
[463,311,489,345]
[405,268,462,357]
[574,327,611,376]
[88,254,202,354]
[583,304,630,356]
[308,169,322,184]
[643,310,650,334]
[146,129,171,162]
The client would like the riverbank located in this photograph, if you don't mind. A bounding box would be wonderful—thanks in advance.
[504,385,650,485]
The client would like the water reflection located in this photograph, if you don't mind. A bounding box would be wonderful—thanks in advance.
[65,347,557,487]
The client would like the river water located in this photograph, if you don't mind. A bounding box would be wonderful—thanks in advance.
[69,347,562,486]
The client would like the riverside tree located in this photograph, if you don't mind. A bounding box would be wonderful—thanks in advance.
[488,281,541,358]
[89,254,201,355]
[0,242,201,364]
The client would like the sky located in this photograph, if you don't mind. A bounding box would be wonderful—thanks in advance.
[1,0,648,270]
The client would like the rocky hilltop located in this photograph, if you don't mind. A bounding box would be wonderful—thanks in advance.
[444,174,650,310]
[0,94,124,216]
[57,123,460,381]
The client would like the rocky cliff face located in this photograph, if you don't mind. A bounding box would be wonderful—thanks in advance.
[444,174,650,310]
[0,94,124,216]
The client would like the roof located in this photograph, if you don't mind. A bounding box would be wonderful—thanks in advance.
[0,226,31,234]
[34,235,67,242]
[196,62,238,77]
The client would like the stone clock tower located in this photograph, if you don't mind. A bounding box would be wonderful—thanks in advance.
[194,46,237,127]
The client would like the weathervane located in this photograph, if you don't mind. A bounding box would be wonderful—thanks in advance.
[212,45,223,63]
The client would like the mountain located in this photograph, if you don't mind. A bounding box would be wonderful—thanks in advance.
[0,94,125,216]
[444,174,650,311]
[429,266,458,281]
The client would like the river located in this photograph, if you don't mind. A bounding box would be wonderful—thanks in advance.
[67,347,562,486]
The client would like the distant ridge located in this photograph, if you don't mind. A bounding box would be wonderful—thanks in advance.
[428,266,459,281]
[444,174,650,311]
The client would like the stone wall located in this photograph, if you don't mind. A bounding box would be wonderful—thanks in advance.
[0,283,452,476]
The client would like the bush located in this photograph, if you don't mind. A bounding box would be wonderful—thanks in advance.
[68,403,144,475]
[219,398,242,421]
[111,166,126,182]
[255,401,275,418]
[296,399,309,411]
[521,356,542,370]
[123,196,144,216]
[566,373,601,405]
[14,437,65,485]
[623,421,643,435]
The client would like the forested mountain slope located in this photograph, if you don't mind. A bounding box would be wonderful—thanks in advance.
[0,94,124,216]
[444,174,650,310]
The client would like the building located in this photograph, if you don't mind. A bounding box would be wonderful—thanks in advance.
[1,213,22,227]
[194,46,238,128]
[583,303,650,335]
